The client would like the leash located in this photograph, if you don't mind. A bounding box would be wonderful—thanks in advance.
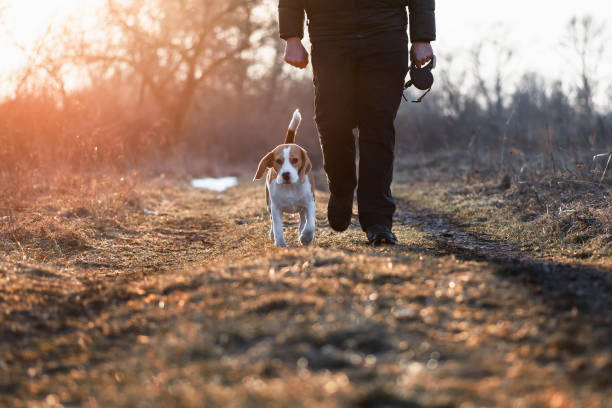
[403,55,436,103]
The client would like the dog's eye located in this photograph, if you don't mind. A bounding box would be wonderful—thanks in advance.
[276,159,282,165]
[291,158,298,164]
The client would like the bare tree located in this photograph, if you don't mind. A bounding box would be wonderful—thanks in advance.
[89,0,264,134]
[468,39,514,170]
[561,15,607,121]
[17,0,264,138]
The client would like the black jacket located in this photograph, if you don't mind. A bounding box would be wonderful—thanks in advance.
[279,0,435,43]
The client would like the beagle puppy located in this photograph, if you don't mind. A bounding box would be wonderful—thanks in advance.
[253,109,315,247]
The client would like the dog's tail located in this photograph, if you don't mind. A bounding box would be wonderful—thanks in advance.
[284,109,302,144]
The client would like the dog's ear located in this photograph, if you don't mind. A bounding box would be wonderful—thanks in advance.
[254,151,274,181]
[298,148,312,183]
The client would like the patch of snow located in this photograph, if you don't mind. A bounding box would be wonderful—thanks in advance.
[191,177,238,192]
[143,209,158,215]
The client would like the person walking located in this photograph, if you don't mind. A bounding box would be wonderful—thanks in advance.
[279,0,436,245]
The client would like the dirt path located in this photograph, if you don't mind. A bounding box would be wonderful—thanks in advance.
[398,201,612,314]
[1,180,610,407]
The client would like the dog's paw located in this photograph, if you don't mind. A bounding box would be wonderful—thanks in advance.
[274,241,287,248]
[299,229,314,245]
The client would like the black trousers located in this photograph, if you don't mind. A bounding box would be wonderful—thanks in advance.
[311,31,409,231]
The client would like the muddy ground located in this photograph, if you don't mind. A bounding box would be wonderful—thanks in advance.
[1,175,611,407]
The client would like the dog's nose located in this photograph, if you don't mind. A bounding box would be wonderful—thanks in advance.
[282,172,291,181]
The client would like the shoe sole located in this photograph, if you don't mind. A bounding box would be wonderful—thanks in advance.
[329,222,351,232]
[369,237,398,246]
[327,212,352,232]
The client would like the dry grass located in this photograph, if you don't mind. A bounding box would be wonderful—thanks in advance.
[1,173,611,407]
[395,151,612,269]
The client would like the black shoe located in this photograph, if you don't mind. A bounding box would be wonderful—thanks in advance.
[327,193,353,232]
[365,224,398,246]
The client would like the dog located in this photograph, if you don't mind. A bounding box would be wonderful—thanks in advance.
[253,109,315,247]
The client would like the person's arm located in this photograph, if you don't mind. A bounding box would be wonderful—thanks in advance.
[279,0,309,69]
[279,0,305,40]
[407,0,436,67]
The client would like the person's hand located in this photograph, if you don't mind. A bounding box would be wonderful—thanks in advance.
[284,37,309,69]
[410,42,434,67]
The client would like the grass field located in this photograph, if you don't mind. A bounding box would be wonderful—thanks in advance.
[1,170,611,407]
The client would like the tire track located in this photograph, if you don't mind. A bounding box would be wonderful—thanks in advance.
[397,200,612,314]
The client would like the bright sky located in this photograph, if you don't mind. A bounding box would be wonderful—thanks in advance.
[0,0,610,101]
[438,1,612,85]
[0,0,103,95]
[0,0,101,70]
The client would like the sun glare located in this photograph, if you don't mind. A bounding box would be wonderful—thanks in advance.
[0,0,104,94]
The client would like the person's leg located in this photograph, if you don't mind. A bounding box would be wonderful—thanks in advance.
[355,32,409,232]
[311,40,360,231]
[311,41,358,199]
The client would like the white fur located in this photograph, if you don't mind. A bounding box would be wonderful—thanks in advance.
[275,147,300,185]
[260,108,313,247]
[289,109,302,132]
[268,170,315,247]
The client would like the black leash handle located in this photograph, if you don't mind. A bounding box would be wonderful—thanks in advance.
[403,55,436,103]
